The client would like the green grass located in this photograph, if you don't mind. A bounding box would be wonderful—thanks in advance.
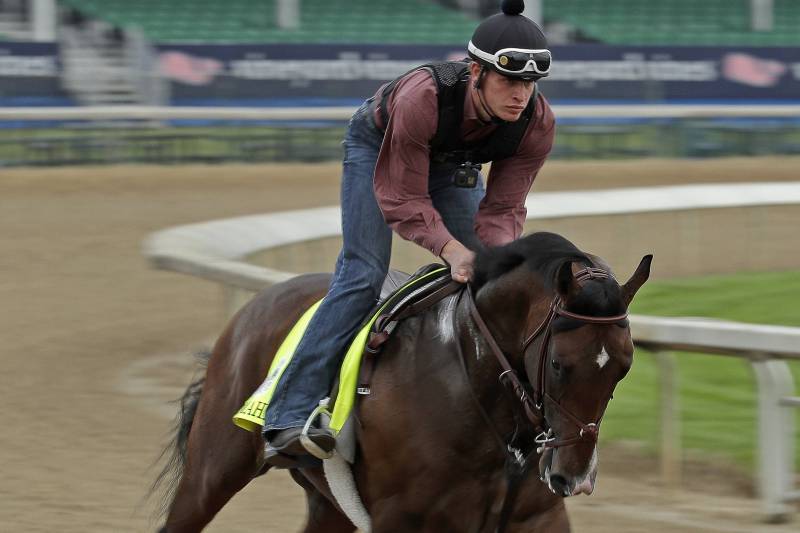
[601,270,800,470]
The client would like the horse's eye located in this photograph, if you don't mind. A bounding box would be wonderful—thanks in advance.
[551,359,561,371]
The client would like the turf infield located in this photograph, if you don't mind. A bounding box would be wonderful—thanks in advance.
[604,269,800,469]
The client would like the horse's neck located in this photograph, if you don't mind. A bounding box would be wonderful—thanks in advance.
[473,267,551,355]
[456,269,551,430]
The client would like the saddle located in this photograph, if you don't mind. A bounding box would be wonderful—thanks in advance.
[376,264,461,347]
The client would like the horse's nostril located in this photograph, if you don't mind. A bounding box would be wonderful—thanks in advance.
[549,474,571,497]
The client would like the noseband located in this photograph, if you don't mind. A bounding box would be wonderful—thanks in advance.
[465,267,628,453]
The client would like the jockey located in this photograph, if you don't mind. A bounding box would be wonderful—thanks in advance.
[263,0,556,465]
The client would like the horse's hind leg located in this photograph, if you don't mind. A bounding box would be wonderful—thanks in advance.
[161,454,262,532]
[161,397,265,532]
[290,469,356,533]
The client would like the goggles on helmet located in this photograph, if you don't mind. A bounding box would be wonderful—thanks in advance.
[468,41,551,77]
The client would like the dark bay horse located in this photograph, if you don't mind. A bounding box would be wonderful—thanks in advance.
[153,231,652,532]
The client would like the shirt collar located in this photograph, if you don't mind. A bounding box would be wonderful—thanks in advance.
[463,85,491,126]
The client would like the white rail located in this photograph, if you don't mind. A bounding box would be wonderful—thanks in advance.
[5,104,800,121]
[143,183,800,522]
[145,183,800,291]
[630,318,799,521]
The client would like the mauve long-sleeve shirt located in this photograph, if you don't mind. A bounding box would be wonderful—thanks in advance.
[371,69,556,257]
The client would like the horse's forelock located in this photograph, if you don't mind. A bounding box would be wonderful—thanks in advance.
[565,278,625,318]
[550,281,625,336]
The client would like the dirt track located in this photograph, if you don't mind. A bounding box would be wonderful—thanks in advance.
[1,158,799,532]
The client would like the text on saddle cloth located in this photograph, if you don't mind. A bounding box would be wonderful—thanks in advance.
[232,266,452,434]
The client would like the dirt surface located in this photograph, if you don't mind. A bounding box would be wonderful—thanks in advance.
[1,158,799,532]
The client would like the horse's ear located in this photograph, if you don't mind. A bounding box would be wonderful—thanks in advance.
[621,254,653,306]
[555,261,575,298]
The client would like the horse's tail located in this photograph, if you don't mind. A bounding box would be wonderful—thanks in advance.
[148,349,210,520]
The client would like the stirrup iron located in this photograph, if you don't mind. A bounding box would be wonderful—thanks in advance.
[300,398,335,460]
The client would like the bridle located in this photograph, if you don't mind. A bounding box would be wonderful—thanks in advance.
[464,267,629,453]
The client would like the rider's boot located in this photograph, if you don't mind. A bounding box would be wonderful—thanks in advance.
[263,426,336,468]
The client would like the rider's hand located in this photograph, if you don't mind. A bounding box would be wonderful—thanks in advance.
[440,240,475,284]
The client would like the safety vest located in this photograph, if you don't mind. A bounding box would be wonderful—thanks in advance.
[376,60,538,165]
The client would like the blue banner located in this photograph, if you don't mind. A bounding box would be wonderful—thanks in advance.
[0,41,72,106]
[548,45,800,103]
[2,41,798,107]
[156,44,467,106]
[156,43,800,106]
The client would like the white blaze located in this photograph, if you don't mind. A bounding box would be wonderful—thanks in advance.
[596,347,610,369]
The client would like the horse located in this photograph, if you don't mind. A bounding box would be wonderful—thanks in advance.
[152,231,652,532]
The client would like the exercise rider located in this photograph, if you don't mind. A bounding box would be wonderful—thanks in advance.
[263,0,556,465]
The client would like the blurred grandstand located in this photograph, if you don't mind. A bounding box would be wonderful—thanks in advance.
[545,0,800,46]
[0,0,799,166]
[58,0,479,44]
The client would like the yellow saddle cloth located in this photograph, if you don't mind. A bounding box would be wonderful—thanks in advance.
[232,267,448,434]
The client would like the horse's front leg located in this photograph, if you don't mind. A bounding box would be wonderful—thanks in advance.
[506,498,570,533]
[370,510,421,533]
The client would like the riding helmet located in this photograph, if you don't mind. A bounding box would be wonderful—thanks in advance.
[468,0,550,81]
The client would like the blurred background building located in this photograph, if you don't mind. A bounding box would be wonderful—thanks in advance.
[0,0,799,166]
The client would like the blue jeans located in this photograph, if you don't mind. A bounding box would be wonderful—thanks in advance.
[263,101,486,432]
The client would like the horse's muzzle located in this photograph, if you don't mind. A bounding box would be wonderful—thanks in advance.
[538,446,598,497]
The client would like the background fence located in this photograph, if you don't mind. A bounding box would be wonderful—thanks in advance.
[2,105,800,166]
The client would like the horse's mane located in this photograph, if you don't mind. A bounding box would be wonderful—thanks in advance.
[472,232,626,318]
[473,232,590,289]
